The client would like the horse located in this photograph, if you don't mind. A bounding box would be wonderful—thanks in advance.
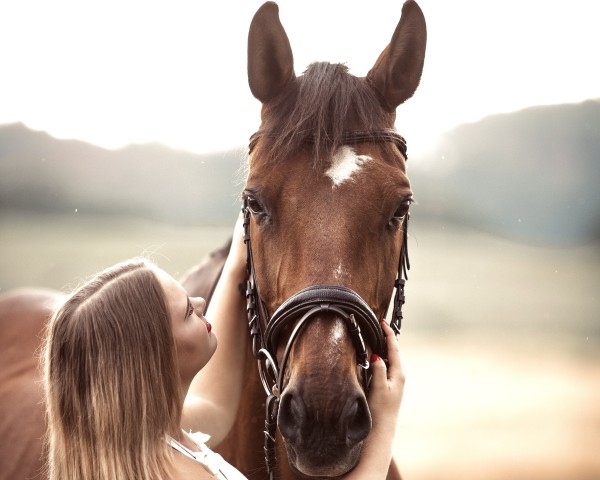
[208,1,426,479]
[0,1,426,479]
[0,288,62,480]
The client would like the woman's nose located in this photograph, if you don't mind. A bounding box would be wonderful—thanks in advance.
[191,297,206,315]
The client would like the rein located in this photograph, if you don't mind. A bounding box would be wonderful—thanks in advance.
[243,129,410,479]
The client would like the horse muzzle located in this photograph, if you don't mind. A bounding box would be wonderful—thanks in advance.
[278,379,371,478]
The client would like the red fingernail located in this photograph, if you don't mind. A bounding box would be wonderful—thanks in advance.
[370,354,380,363]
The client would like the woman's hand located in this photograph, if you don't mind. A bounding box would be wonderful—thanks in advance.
[342,321,404,479]
[368,320,405,434]
[223,212,247,282]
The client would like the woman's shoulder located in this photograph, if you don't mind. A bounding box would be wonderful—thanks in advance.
[167,431,246,480]
[170,453,215,480]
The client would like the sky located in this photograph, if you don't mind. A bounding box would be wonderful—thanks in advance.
[1,0,599,156]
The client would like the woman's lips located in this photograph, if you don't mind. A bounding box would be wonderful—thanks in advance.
[206,321,212,333]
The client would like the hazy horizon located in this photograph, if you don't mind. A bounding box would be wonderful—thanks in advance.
[2,0,599,156]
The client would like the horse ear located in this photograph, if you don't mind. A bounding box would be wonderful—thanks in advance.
[367,0,427,112]
[248,2,295,104]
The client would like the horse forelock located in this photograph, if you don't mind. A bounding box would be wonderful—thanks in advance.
[257,62,392,166]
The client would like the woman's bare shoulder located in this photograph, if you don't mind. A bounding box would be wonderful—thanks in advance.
[169,453,214,480]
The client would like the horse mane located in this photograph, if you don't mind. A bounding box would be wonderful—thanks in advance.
[257,62,389,165]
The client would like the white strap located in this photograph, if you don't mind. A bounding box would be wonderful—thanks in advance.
[165,432,229,479]
[165,434,199,461]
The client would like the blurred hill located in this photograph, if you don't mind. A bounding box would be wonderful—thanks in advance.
[410,99,600,245]
[0,124,244,225]
[1,98,599,244]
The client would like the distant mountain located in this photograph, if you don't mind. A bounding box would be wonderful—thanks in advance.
[410,99,600,245]
[2,99,599,244]
[0,123,244,225]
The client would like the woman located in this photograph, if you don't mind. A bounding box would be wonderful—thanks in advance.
[42,218,405,480]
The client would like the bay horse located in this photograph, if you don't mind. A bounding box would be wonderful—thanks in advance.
[0,1,425,479]
[211,1,426,479]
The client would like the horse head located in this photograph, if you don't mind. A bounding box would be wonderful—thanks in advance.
[244,1,426,477]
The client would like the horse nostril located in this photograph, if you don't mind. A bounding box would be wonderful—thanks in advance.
[278,391,305,443]
[345,395,371,444]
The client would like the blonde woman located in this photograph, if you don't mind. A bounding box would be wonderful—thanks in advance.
[43,218,404,479]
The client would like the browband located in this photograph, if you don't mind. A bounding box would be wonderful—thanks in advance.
[248,128,408,159]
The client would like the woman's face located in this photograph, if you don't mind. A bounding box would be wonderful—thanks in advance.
[153,267,217,385]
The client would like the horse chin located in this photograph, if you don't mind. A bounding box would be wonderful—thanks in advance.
[283,439,362,479]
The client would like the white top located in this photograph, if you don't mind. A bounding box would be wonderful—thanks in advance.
[165,431,247,480]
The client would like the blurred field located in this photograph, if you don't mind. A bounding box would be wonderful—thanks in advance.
[0,212,234,291]
[1,212,599,479]
[396,220,600,479]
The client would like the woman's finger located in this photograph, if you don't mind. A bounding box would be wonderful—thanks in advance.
[369,353,388,391]
[381,320,403,382]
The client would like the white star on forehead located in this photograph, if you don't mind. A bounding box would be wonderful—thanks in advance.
[325,146,372,188]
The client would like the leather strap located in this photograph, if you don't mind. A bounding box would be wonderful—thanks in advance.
[249,128,407,159]
[266,285,384,360]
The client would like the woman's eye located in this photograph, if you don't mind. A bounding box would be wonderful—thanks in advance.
[186,299,194,318]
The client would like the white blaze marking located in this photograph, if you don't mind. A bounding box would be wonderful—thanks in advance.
[333,262,346,281]
[323,319,347,366]
[329,319,346,343]
[325,146,372,187]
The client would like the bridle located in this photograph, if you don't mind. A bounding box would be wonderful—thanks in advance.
[243,128,411,479]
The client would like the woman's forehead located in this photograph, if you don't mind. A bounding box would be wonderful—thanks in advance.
[151,266,186,312]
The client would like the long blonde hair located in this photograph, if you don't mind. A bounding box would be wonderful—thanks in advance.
[42,259,182,480]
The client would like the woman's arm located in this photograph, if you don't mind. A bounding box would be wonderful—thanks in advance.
[181,216,248,445]
[343,320,405,479]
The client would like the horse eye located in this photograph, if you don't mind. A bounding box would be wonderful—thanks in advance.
[388,198,412,230]
[245,194,264,216]
[393,199,412,219]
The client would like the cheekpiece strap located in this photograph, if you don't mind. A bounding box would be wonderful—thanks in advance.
[390,213,410,335]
